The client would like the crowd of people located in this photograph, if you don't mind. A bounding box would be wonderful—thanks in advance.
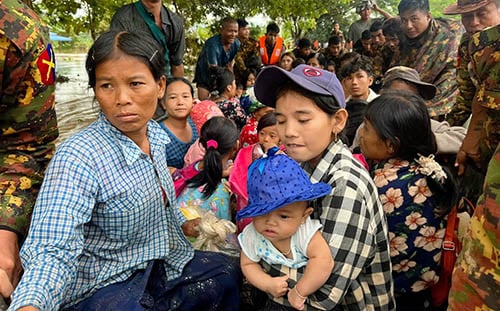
[1,0,499,310]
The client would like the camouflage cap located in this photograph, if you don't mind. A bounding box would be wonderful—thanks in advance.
[444,0,492,15]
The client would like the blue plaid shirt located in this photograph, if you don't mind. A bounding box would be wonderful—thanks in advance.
[9,114,194,310]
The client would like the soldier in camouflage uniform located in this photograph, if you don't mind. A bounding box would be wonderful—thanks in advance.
[233,18,261,86]
[448,143,500,310]
[444,0,500,127]
[398,0,464,119]
[456,24,500,174]
[448,23,500,311]
[0,0,58,298]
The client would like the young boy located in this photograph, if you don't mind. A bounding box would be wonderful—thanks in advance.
[338,53,378,102]
[237,148,333,310]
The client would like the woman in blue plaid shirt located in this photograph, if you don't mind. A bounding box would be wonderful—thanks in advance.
[9,30,241,311]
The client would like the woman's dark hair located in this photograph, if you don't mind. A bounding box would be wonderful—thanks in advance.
[256,112,276,133]
[86,30,165,88]
[187,116,239,198]
[166,77,194,97]
[208,66,235,96]
[365,90,458,216]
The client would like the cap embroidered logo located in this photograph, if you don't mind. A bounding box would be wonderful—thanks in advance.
[303,67,322,77]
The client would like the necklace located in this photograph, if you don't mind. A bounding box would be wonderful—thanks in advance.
[281,248,291,256]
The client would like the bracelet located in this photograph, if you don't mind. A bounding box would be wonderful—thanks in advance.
[294,286,307,300]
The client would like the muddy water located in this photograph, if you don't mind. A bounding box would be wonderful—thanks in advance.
[54,53,98,145]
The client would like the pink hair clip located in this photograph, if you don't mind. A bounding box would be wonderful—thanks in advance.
[206,139,218,150]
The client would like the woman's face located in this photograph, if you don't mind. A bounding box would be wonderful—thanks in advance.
[358,119,393,161]
[280,55,294,71]
[163,80,194,120]
[94,54,165,142]
[275,90,344,168]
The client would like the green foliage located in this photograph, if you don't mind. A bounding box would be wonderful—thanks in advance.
[32,0,461,68]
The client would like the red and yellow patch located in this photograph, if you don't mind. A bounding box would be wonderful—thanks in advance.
[36,43,55,85]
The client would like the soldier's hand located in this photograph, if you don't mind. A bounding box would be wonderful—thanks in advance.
[455,150,481,176]
[0,230,22,297]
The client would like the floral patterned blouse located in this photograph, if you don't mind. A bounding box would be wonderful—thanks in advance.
[239,117,258,149]
[176,179,231,221]
[370,158,446,295]
[216,98,248,131]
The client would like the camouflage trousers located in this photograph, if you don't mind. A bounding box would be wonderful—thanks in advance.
[448,143,500,310]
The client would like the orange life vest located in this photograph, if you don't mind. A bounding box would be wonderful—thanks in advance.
[259,36,284,65]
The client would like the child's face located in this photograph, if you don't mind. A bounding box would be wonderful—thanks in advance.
[253,201,312,243]
[258,124,280,150]
[246,73,256,88]
[164,80,194,119]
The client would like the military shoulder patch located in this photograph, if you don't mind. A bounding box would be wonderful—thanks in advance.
[36,43,56,85]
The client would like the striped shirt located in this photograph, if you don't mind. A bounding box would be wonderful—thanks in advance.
[9,114,194,310]
[261,140,395,311]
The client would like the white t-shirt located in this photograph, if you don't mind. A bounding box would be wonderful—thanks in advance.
[238,217,322,269]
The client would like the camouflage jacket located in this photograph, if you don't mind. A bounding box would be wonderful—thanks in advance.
[446,33,475,126]
[234,37,261,82]
[400,18,464,118]
[469,24,500,111]
[372,44,399,93]
[459,25,500,169]
[0,0,59,240]
[448,143,500,311]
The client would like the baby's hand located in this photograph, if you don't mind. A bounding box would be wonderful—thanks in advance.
[266,275,289,298]
[0,268,14,298]
[288,286,306,310]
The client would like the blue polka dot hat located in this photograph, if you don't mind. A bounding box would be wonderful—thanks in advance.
[236,147,332,220]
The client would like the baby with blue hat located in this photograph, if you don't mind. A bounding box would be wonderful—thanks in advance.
[237,147,334,310]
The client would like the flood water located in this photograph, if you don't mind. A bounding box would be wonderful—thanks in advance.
[54,53,98,145]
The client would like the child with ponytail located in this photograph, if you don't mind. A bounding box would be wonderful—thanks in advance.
[176,116,239,221]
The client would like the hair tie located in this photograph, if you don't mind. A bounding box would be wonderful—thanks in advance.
[206,140,218,150]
